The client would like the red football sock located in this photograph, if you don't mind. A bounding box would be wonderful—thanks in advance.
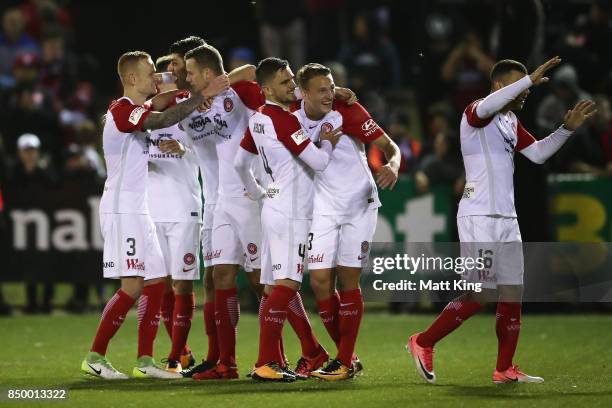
[316,291,341,347]
[161,289,174,339]
[417,294,483,348]
[168,293,195,361]
[215,288,240,366]
[256,285,295,367]
[496,302,522,372]
[91,289,135,355]
[287,292,320,358]
[137,282,165,358]
[203,302,219,363]
[336,289,364,367]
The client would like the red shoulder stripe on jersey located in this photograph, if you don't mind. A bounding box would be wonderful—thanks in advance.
[333,100,384,143]
[240,128,259,154]
[464,99,493,128]
[515,119,537,151]
[109,99,151,133]
[231,81,265,110]
[263,104,311,155]
[289,100,301,112]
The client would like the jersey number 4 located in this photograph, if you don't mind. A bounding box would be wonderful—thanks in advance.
[298,233,314,261]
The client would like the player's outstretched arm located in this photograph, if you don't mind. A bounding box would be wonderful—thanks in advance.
[234,147,266,200]
[519,100,597,164]
[372,134,400,190]
[228,64,256,84]
[476,56,562,119]
[143,75,230,130]
[148,89,182,111]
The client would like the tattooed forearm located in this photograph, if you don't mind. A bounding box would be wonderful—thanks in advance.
[143,93,204,130]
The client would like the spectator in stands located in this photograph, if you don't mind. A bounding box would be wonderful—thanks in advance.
[257,0,306,69]
[369,111,420,175]
[537,64,592,136]
[415,132,464,195]
[74,120,105,179]
[0,7,40,87]
[0,52,61,162]
[338,11,401,90]
[40,25,78,109]
[560,94,612,175]
[441,28,494,115]
[5,134,57,314]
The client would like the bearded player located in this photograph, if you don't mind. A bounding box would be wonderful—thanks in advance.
[407,57,596,384]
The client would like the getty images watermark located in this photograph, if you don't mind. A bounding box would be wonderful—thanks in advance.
[370,253,486,293]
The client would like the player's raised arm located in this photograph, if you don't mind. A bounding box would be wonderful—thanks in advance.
[143,74,229,130]
[474,57,562,120]
[518,100,597,164]
[228,64,256,84]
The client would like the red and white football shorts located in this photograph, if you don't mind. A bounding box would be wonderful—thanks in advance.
[155,221,200,280]
[201,203,216,268]
[100,213,165,280]
[457,215,524,289]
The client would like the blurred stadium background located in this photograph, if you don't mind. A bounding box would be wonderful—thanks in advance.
[0,0,611,316]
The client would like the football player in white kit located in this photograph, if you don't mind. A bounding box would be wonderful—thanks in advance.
[162,37,258,380]
[235,57,343,382]
[407,57,596,385]
[147,55,201,373]
[80,51,228,379]
[290,63,400,381]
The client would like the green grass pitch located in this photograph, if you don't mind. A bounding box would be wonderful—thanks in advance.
[0,313,611,408]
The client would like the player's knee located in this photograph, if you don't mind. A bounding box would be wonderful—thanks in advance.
[173,280,193,294]
[310,273,331,298]
[212,264,237,288]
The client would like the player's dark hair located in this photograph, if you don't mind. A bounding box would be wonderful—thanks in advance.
[155,55,173,72]
[256,57,289,86]
[169,36,206,57]
[296,63,331,89]
[490,59,528,81]
[117,51,151,78]
[184,44,224,75]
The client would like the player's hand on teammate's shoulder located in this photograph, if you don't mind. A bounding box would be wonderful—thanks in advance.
[334,87,357,105]
[562,100,597,131]
[159,139,186,156]
[377,163,399,190]
[319,126,343,148]
[529,56,562,86]
[202,74,230,99]
[199,97,214,111]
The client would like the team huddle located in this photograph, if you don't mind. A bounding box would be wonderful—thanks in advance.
[81,35,400,382]
[80,35,596,385]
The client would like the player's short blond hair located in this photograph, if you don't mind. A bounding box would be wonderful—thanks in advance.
[117,51,151,81]
[296,63,331,89]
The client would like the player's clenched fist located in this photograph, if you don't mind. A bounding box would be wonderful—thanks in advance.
[529,56,562,86]
[563,100,597,131]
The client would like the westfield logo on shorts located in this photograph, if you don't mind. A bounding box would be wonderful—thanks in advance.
[126,258,145,270]
[308,253,324,263]
[205,250,222,261]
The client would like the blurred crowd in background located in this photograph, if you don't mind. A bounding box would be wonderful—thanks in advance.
[0,0,611,315]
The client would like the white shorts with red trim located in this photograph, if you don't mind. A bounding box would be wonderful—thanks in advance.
[100,213,165,281]
[457,215,524,289]
[260,206,310,286]
[308,208,377,270]
[211,196,261,270]
[155,221,200,280]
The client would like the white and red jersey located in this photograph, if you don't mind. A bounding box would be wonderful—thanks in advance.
[458,99,537,218]
[176,92,220,205]
[147,122,202,223]
[213,81,266,199]
[99,96,152,214]
[241,102,314,220]
[292,100,383,215]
